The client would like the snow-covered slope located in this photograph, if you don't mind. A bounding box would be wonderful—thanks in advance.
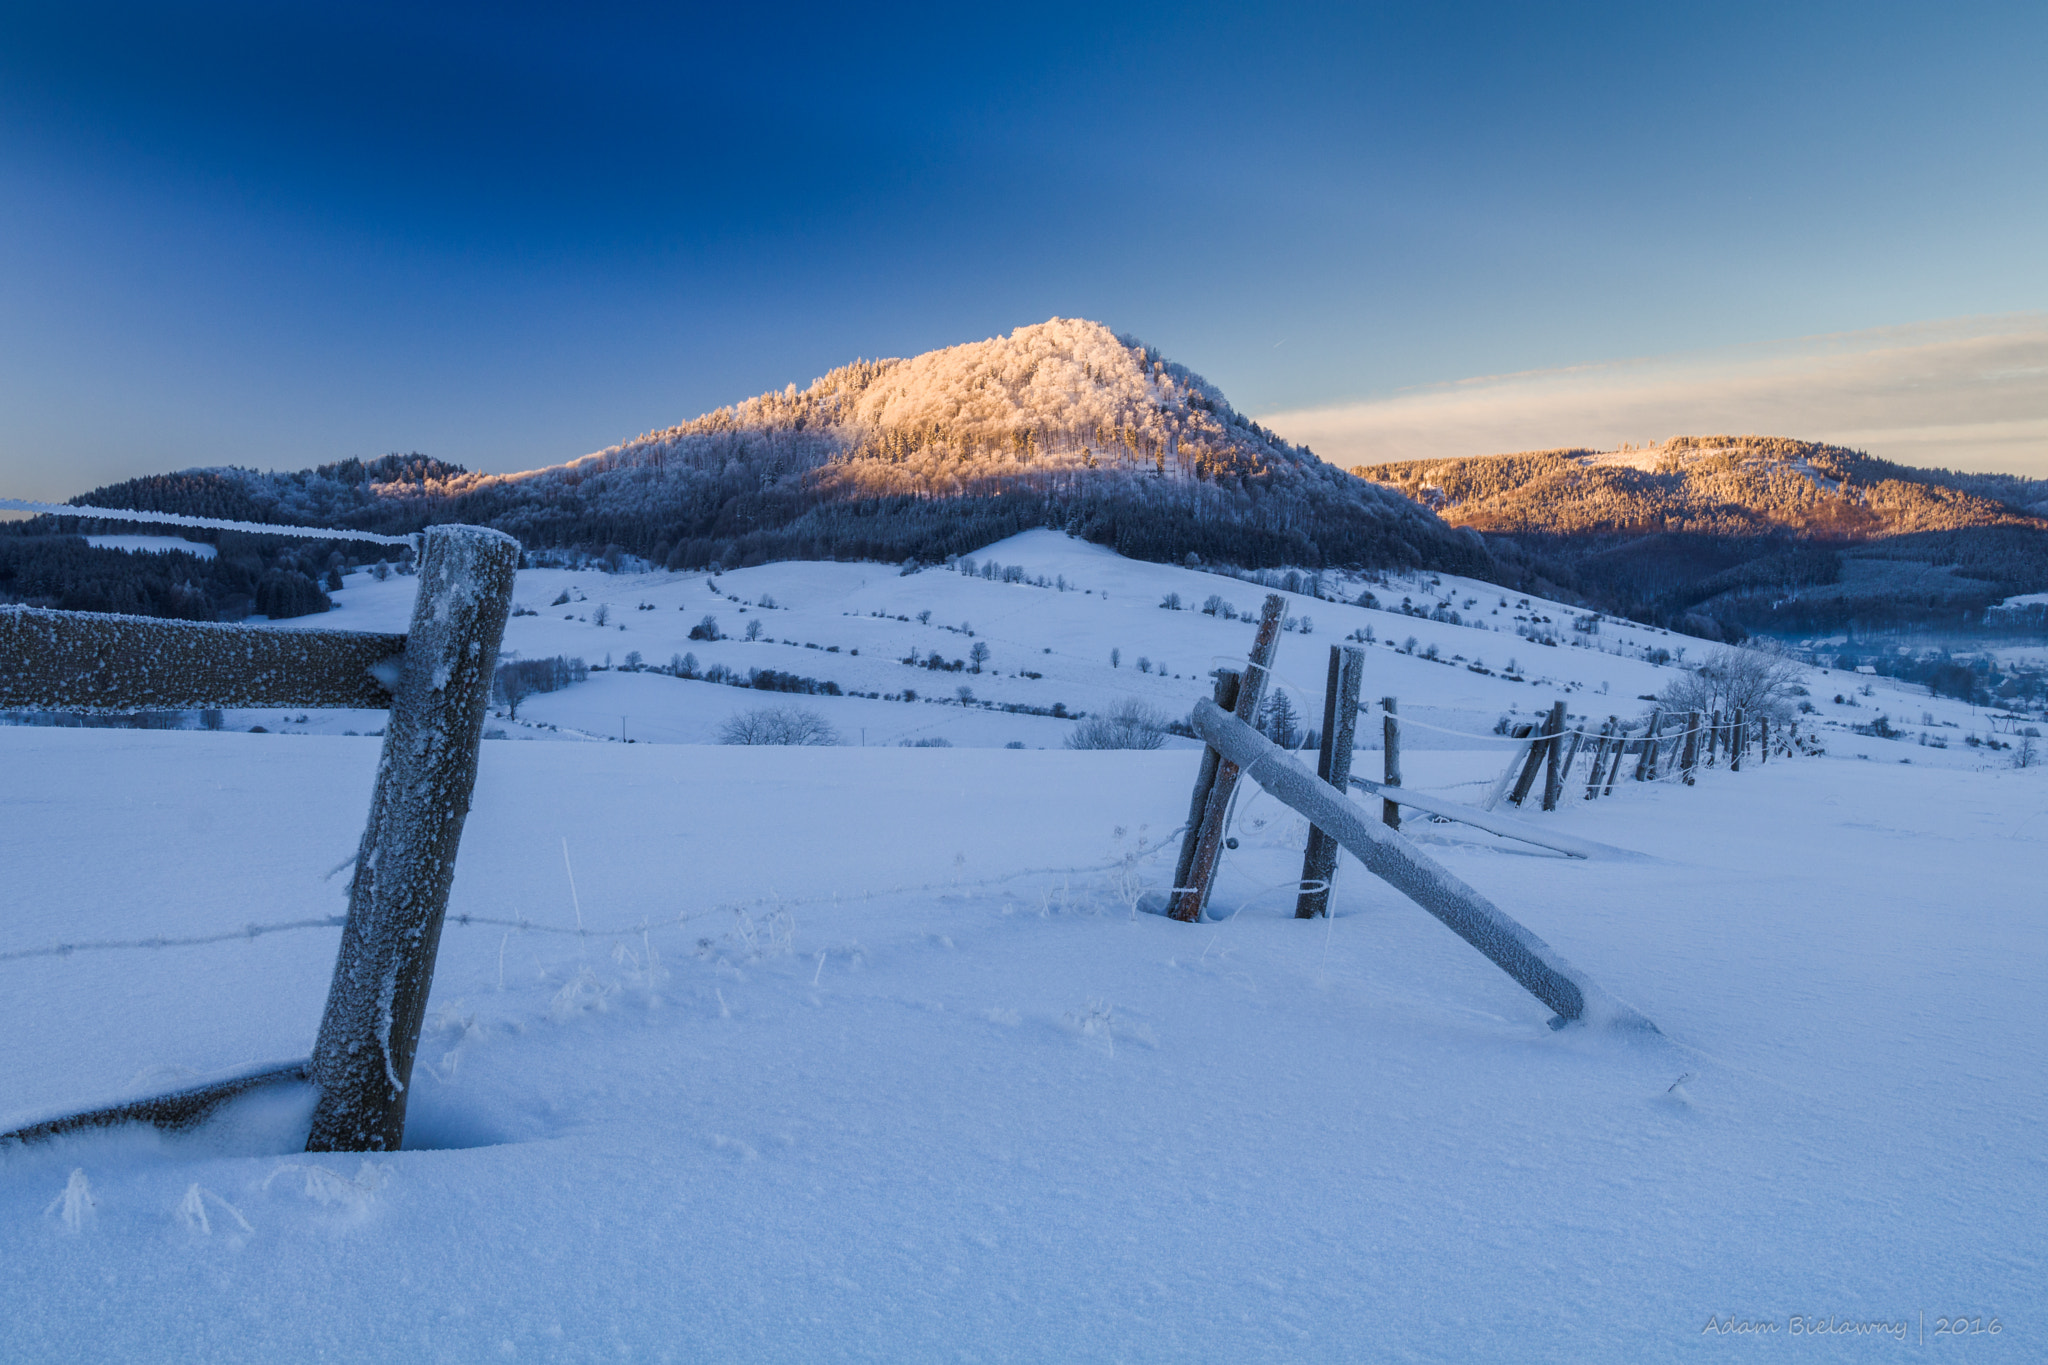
[3,531,2042,1360]
[2,712,2042,1358]
[242,529,2021,767]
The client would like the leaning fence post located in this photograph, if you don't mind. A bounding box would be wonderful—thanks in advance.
[1540,700,1568,810]
[1583,720,1614,800]
[1509,707,1556,807]
[1169,594,1286,922]
[1173,669,1241,898]
[1297,646,1366,918]
[305,525,521,1153]
[1634,709,1661,781]
[1557,725,1584,798]
[1603,724,1628,795]
[1380,696,1402,830]
[1485,723,1536,811]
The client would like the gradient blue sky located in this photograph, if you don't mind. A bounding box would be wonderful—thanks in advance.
[4,1,2046,498]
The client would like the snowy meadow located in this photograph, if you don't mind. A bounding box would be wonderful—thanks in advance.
[2,532,2042,1361]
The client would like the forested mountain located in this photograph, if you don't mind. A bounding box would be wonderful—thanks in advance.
[17,322,1486,608]
[1356,437,2048,640]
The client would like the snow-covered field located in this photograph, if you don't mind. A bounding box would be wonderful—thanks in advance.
[3,533,2042,1360]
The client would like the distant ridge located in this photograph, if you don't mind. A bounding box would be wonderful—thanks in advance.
[49,319,1488,577]
[1355,436,2048,639]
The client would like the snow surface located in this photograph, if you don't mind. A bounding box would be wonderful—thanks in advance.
[3,532,2043,1360]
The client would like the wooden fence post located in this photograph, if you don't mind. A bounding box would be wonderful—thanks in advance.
[305,526,520,1153]
[1173,669,1241,898]
[1540,700,1568,810]
[1557,726,1584,801]
[1380,696,1402,831]
[1634,709,1661,781]
[1680,710,1700,784]
[1509,706,1558,807]
[1297,645,1366,918]
[1729,708,1745,772]
[1759,715,1770,763]
[1168,594,1287,922]
[1603,725,1628,795]
[1584,720,1615,800]
[1484,723,1536,811]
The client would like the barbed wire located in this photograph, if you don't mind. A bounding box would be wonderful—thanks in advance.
[0,829,1192,966]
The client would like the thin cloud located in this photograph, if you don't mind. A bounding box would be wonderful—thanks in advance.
[1264,315,2048,475]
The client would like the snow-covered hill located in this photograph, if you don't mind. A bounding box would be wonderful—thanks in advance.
[59,320,1488,577]
[238,529,2024,768]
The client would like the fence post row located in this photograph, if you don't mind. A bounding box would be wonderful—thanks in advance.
[1296,645,1366,919]
[306,526,521,1152]
[1168,593,1287,922]
[1189,700,1655,1032]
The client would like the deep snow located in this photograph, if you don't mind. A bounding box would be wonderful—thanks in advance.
[2,533,2042,1361]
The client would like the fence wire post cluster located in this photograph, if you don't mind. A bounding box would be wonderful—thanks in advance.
[0,524,519,1153]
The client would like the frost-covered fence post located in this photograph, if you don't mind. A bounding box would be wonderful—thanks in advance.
[1759,715,1770,764]
[1729,708,1745,773]
[1681,710,1701,784]
[1483,723,1535,812]
[1583,720,1614,801]
[1173,669,1241,898]
[306,526,520,1153]
[1507,715,1551,808]
[1191,700,1654,1031]
[1634,709,1662,782]
[1603,725,1627,795]
[1169,593,1286,922]
[1380,695,1402,830]
[1557,726,1584,795]
[1296,645,1365,919]
[1539,700,1568,810]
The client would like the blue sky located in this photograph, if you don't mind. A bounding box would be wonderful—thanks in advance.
[4,1,2045,498]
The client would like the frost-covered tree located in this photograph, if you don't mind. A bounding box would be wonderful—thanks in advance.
[1064,698,1170,750]
[717,706,840,746]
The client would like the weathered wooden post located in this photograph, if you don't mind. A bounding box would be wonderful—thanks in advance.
[1680,710,1701,784]
[1729,708,1745,772]
[1603,724,1628,795]
[1297,645,1366,918]
[1634,709,1661,781]
[1705,710,1722,767]
[1759,715,1770,763]
[1173,669,1241,898]
[1540,700,1568,810]
[1484,723,1536,811]
[1509,706,1558,807]
[306,525,521,1153]
[1380,696,1402,831]
[1557,726,1584,799]
[1583,720,1615,800]
[1169,594,1286,922]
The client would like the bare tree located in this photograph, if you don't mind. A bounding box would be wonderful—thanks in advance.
[969,641,991,673]
[1657,643,1805,723]
[717,706,841,746]
[1064,698,1170,750]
